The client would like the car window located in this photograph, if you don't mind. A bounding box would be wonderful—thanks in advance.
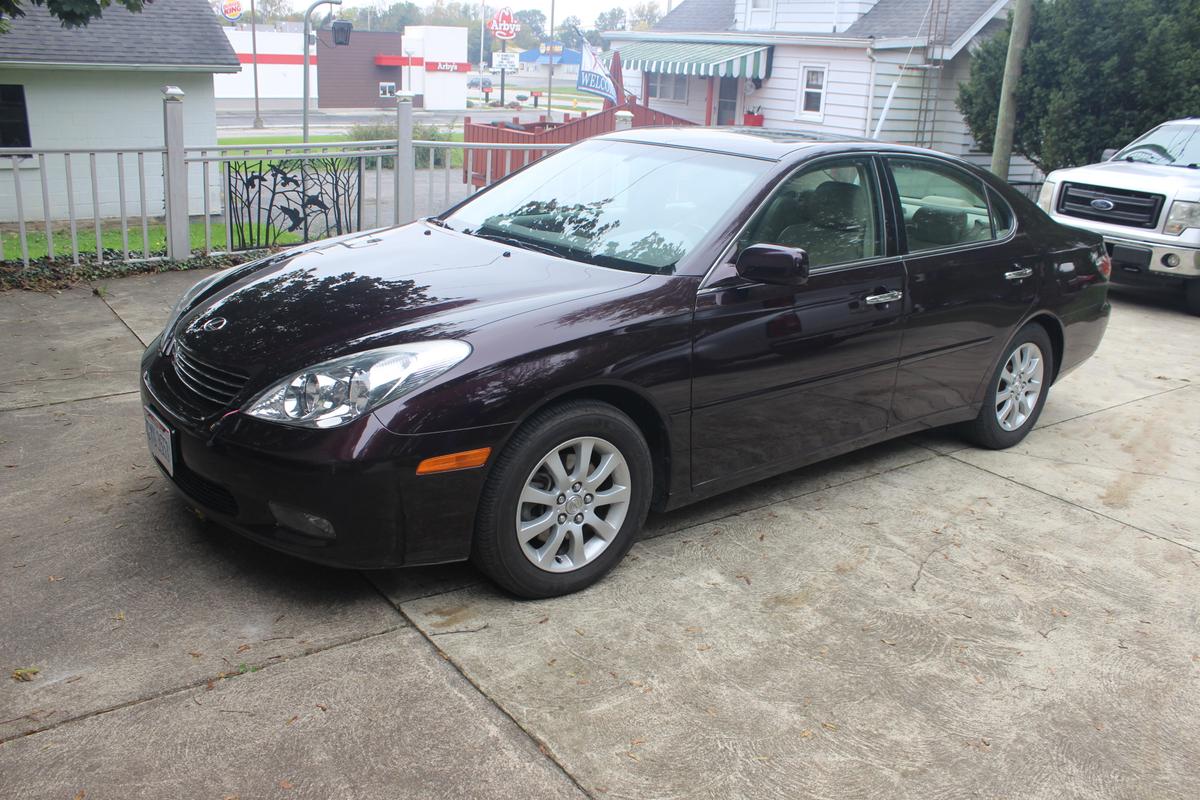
[987,186,1015,238]
[888,158,997,253]
[442,140,769,274]
[738,157,882,269]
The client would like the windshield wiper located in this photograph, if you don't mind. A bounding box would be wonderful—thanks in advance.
[470,229,577,260]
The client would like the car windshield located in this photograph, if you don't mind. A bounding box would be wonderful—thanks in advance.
[440,140,770,274]
[1113,123,1200,168]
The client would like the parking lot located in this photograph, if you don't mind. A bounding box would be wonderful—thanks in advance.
[1,271,1197,799]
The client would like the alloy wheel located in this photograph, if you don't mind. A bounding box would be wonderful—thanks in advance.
[995,342,1044,432]
[515,436,632,573]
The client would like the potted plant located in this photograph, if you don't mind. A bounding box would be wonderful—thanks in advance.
[743,106,765,127]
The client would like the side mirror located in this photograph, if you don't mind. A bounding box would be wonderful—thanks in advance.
[1101,148,1119,161]
[735,244,810,285]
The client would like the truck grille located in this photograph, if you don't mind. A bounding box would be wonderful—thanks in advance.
[172,346,248,411]
[1057,182,1164,229]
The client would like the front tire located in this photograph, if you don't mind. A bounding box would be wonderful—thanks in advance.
[472,400,653,598]
[960,323,1055,450]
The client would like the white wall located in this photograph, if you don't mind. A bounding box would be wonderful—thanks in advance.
[215,30,312,100]
[0,68,222,222]
[736,0,878,33]
[399,26,468,110]
[750,43,875,135]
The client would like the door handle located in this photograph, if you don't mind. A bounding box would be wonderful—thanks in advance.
[1005,267,1034,281]
[865,290,903,305]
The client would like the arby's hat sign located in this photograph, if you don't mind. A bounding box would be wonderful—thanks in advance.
[487,8,521,40]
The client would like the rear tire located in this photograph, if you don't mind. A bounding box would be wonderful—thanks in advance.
[960,323,1055,450]
[472,400,653,598]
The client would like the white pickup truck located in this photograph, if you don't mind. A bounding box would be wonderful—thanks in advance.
[1039,118,1200,314]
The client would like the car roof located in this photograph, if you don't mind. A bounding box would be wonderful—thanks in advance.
[595,126,924,161]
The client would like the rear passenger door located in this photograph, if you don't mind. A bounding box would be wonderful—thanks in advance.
[883,156,1039,426]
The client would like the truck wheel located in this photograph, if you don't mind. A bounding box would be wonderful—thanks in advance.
[1185,280,1200,317]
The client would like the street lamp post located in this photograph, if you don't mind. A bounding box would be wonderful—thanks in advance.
[302,0,342,143]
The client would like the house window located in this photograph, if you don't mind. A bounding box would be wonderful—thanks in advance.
[379,82,397,98]
[647,73,688,103]
[0,85,31,148]
[797,66,826,119]
[750,0,772,9]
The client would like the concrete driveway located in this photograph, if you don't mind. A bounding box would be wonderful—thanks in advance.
[1,273,1197,799]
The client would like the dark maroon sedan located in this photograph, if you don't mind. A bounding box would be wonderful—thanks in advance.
[141,128,1111,597]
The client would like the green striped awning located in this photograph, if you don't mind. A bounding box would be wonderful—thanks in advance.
[607,42,773,79]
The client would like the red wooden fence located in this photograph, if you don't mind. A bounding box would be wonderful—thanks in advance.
[462,102,695,188]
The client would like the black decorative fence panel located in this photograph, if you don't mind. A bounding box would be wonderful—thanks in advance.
[225,157,363,251]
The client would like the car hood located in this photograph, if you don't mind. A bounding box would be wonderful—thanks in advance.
[174,223,649,375]
[1050,160,1200,200]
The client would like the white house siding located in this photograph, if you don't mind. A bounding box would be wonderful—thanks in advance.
[0,68,221,222]
[749,44,875,136]
[737,0,877,33]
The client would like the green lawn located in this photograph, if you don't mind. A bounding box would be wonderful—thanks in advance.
[2,222,301,262]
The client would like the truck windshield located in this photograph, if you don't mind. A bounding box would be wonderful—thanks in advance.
[440,140,769,274]
[1114,123,1200,168]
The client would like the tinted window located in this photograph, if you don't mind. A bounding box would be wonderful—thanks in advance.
[987,186,1015,238]
[889,158,996,253]
[739,157,881,268]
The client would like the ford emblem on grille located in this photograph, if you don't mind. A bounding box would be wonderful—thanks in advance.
[1090,198,1116,211]
[201,317,227,332]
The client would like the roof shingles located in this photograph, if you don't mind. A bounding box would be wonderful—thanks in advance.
[0,0,240,70]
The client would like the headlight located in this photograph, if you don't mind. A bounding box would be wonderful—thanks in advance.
[159,270,230,354]
[244,341,472,429]
[1164,200,1200,236]
[1037,181,1058,213]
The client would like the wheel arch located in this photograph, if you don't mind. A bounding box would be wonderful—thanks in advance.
[506,381,675,511]
[1023,311,1066,385]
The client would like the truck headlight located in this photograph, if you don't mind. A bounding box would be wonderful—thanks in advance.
[1037,181,1058,213]
[1164,200,1200,236]
[244,341,471,429]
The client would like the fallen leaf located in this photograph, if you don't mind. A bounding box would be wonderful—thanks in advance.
[631,738,645,746]
[11,667,39,682]
[685,626,703,634]
[73,791,85,800]
[800,729,813,738]
[536,616,549,624]
[285,715,299,726]
[111,611,125,622]
[881,639,897,646]
[625,751,640,762]
[279,779,294,790]
[188,651,203,659]
[236,644,251,654]
[821,722,838,732]
[575,628,585,636]
[48,575,64,582]
[696,644,712,652]
[736,574,752,586]
[316,703,329,712]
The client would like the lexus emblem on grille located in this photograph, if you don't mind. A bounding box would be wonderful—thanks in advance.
[201,317,227,332]
[1090,198,1116,211]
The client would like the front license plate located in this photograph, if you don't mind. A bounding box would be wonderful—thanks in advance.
[144,406,174,477]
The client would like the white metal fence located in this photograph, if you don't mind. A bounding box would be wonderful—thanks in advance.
[0,95,566,269]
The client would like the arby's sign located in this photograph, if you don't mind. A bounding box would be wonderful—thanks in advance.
[487,8,521,40]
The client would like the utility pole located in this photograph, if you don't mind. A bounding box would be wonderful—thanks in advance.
[547,0,555,120]
[250,0,264,128]
[302,0,342,143]
[991,0,1033,179]
[478,0,487,102]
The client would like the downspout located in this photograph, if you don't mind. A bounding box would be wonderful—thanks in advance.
[864,38,876,137]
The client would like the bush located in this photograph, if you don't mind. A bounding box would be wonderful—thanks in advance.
[347,117,460,169]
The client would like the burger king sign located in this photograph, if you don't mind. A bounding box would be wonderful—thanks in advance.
[487,8,520,40]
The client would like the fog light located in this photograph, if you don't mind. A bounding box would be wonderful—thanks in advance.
[1162,253,1181,268]
[269,501,336,540]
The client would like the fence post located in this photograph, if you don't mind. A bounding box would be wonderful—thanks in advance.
[614,110,634,131]
[394,94,415,225]
[161,86,190,260]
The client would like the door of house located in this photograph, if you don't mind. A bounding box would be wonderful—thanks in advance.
[716,77,739,125]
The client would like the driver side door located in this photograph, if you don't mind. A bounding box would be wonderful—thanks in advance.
[689,155,907,490]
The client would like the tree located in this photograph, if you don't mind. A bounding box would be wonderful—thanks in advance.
[557,14,583,49]
[588,7,624,47]
[514,8,544,39]
[628,1,661,31]
[957,0,1200,172]
[1,0,147,32]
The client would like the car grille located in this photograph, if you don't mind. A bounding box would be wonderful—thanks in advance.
[172,346,248,411]
[172,462,239,516]
[1057,182,1165,229]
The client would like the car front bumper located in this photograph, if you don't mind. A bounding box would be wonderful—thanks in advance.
[140,347,513,569]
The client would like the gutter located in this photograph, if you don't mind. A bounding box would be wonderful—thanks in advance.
[603,29,926,50]
[0,61,242,73]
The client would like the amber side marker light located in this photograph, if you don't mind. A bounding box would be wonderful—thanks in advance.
[416,447,492,475]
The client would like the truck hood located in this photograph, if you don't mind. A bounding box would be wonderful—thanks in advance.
[172,223,649,376]
[1050,161,1200,201]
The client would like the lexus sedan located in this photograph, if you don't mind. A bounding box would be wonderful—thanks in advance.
[141,128,1111,598]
